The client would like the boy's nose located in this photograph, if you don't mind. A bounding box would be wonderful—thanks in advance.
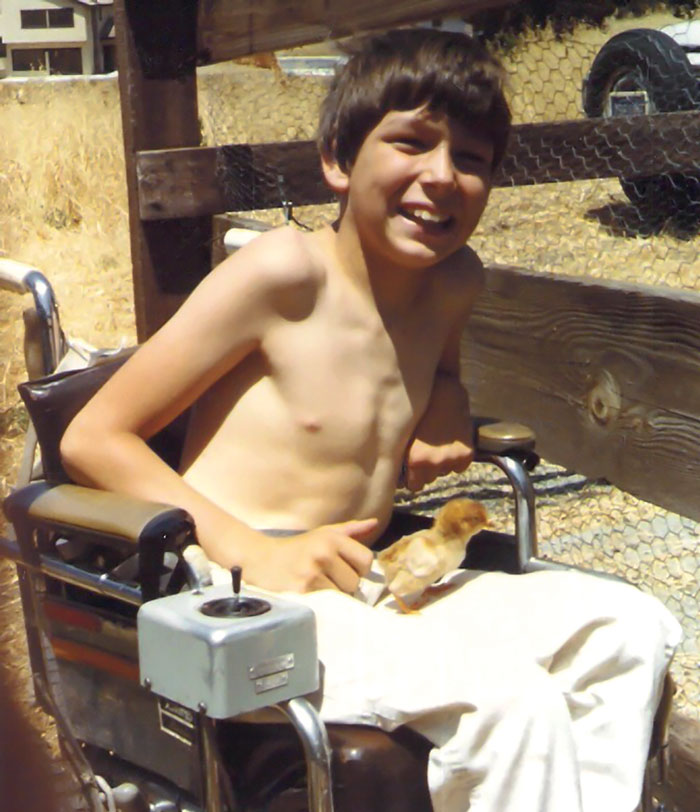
[421,144,456,189]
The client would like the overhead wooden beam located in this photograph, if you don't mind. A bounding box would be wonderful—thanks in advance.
[462,265,700,521]
[135,111,700,220]
[196,0,517,63]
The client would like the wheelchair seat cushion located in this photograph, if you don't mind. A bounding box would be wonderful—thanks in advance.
[222,721,433,812]
[18,348,189,482]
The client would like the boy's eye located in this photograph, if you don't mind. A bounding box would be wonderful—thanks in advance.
[390,136,427,152]
[453,150,491,172]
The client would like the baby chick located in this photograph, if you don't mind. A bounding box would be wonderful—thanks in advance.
[377,499,489,612]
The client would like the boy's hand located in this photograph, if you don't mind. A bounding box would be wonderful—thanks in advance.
[403,373,474,491]
[243,519,377,594]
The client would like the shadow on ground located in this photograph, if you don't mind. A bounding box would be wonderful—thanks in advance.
[586,200,700,241]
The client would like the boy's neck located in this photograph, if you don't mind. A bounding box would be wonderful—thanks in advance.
[325,219,433,318]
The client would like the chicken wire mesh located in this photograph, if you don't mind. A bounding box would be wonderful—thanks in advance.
[197,15,700,717]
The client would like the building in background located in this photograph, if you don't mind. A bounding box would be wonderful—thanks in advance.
[0,0,114,79]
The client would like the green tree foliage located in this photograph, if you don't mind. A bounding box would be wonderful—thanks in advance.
[473,1,700,44]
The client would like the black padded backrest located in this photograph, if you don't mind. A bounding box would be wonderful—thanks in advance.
[18,349,189,482]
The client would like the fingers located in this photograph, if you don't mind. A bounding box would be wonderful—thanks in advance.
[335,532,374,577]
[336,517,379,540]
[324,550,369,594]
[280,524,375,593]
[405,442,474,491]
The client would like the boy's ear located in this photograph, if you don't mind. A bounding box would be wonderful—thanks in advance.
[320,152,350,195]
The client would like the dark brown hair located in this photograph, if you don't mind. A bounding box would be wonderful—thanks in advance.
[318,28,511,172]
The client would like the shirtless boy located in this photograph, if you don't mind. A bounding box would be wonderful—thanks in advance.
[62,29,680,812]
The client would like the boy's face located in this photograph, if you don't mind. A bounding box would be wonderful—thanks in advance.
[324,105,493,272]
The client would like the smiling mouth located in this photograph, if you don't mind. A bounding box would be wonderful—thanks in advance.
[399,206,454,231]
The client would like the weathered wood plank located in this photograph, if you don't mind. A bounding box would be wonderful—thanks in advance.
[462,265,700,521]
[136,142,332,220]
[135,111,700,220]
[115,0,212,339]
[652,713,700,812]
[197,0,516,63]
[502,110,700,186]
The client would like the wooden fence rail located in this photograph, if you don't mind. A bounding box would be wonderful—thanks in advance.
[464,265,700,521]
[136,111,700,220]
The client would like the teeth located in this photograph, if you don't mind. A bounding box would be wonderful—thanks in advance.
[404,208,449,224]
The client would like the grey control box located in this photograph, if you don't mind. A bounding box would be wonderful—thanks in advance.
[138,585,318,718]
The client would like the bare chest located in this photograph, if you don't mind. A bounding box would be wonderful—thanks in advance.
[260,301,443,452]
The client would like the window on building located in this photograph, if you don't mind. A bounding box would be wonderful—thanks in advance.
[0,39,6,58]
[11,48,47,72]
[20,9,47,29]
[47,47,82,75]
[11,47,82,75]
[48,8,74,28]
[20,8,74,29]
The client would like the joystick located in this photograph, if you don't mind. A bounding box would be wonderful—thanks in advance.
[199,565,271,618]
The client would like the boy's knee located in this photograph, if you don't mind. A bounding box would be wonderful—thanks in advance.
[477,662,568,728]
[594,578,681,654]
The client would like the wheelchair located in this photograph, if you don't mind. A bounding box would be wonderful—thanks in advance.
[0,255,674,812]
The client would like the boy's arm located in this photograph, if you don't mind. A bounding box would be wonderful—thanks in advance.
[60,230,373,593]
[402,328,473,492]
[402,261,482,492]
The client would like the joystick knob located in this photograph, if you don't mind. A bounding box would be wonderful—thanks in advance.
[199,565,271,619]
[231,565,242,610]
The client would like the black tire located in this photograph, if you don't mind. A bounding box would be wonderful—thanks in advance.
[583,28,700,216]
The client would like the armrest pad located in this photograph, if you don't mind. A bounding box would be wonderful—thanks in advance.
[4,481,192,545]
[4,482,196,601]
[475,421,535,454]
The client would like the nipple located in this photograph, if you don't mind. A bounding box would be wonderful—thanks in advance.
[199,565,271,618]
[301,417,322,433]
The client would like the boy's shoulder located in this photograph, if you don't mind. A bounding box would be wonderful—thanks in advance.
[438,244,485,292]
[428,245,485,323]
[221,224,324,287]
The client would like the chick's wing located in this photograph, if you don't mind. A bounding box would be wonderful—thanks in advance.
[378,532,443,588]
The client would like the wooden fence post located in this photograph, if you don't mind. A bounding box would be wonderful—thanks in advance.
[114,0,212,339]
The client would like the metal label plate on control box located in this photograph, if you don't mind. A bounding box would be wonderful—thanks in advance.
[255,671,289,694]
[248,653,294,680]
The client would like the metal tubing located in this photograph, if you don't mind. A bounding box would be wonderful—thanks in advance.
[275,697,334,812]
[482,453,538,572]
[0,535,143,605]
[200,716,225,812]
[23,270,64,375]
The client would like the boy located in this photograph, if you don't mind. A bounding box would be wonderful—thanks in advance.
[61,29,680,812]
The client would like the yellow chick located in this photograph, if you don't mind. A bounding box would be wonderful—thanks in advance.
[377,499,489,612]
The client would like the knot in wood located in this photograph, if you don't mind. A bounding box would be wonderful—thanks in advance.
[586,369,621,427]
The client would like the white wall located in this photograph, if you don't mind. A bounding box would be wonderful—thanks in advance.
[3,0,89,44]
[1,1,98,75]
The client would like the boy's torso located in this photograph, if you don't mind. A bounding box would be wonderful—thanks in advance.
[180,226,477,538]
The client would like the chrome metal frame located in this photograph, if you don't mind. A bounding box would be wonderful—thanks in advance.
[275,698,334,812]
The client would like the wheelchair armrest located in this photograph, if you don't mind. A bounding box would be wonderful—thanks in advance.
[473,421,539,572]
[474,420,539,469]
[3,481,196,602]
